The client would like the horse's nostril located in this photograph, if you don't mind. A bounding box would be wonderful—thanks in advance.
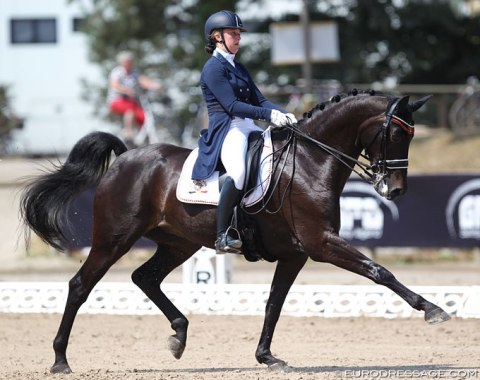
[389,187,405,199]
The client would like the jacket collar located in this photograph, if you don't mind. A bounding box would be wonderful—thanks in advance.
[213,48,236,66]
[212,50,249,82]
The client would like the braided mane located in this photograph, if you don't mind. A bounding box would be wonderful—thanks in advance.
[298,88,382,125]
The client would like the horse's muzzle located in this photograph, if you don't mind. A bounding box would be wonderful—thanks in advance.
[373,172,407,200]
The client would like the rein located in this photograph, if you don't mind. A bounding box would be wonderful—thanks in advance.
[284,122,375,183]
[285,97,411,186]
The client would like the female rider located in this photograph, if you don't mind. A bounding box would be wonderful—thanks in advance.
[192,10,297,254]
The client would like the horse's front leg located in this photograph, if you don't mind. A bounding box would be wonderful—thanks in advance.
[311,232,450,324]
[255,256,307,371]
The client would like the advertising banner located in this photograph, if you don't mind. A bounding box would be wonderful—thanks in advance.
[340,175,480,247]
[66,175,480,249]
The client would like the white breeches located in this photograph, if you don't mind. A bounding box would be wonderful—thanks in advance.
[220,117,263,190]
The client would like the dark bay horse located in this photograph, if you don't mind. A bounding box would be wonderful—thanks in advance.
[20,91,450,374]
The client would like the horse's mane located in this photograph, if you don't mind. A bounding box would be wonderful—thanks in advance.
[297,88,386,126]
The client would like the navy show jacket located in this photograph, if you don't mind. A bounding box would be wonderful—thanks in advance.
[192,50,285,180]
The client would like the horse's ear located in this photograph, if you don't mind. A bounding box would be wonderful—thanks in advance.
[408,95,432,113]
[396,95,410,111]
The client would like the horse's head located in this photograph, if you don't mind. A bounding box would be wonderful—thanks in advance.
[361,95,431,200]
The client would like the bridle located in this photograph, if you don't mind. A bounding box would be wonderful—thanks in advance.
[365,98,414,190]
[284,97,414,188]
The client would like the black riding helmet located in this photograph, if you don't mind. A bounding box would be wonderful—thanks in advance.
[204,10,246,39]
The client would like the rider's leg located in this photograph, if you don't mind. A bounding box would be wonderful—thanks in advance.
[215,119,261,254]
[221,118,262,190]
[215,176,242,253]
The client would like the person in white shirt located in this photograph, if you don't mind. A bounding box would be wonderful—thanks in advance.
[108,51,162,145]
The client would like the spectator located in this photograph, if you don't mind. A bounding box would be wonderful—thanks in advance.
[108,51,161,145]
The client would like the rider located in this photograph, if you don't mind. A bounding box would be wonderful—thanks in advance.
[108,51,162,146]
[192,10,297,255]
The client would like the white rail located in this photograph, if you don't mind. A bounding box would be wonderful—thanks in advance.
[1,282,479,318]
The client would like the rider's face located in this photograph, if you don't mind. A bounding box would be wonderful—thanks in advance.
[220,28,241,54]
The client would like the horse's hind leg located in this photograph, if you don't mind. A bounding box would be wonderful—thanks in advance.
[311,233,450,324]
[51,245,130,374]
[51,197,151,373]
[131,236,200,360]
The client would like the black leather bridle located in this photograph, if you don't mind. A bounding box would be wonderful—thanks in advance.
[367,98,414,190]
[284,96,415,188]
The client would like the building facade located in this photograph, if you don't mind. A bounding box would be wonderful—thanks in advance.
[0,0,114,156]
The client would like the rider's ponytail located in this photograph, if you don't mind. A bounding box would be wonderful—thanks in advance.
[205,36,217,54]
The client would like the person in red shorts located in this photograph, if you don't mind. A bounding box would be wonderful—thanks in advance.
[108,51,162,145]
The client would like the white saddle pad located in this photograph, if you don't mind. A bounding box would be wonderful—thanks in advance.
[176,128,273,207]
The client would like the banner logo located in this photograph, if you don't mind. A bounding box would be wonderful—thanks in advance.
[340,182,399,240]
[446,179,480,239]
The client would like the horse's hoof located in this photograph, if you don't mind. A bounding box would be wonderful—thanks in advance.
[425,307,451,324]
[268,361,292,373]
[50,362,72,374]
[167,335,185,360]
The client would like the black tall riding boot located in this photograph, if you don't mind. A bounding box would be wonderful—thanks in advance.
[215,176,242,254]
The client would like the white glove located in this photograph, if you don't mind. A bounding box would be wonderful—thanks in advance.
[286,113,297,124]
[270,109,289,128]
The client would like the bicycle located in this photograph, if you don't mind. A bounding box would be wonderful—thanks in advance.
[449,76,480,136]
[132,89,160,147]
[113,88,162,149]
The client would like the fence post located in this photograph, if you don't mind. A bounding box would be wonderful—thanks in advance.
[182,247,232,284]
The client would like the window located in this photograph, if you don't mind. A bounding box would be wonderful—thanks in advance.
[10,18,57,44]
[72,17,85,32]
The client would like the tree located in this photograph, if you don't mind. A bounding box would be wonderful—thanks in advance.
[0,85,24,154]
[307,0,480,84]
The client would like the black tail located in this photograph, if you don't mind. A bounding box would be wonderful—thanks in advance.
[20,132,128,251]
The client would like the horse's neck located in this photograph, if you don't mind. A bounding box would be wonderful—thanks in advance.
[304,96,383,145]
[295,97,385,191]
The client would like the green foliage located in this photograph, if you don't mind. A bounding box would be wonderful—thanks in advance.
[310,0,480,84]
[0,85,9,105]
[395,1,480,83]
[0,85,23,138]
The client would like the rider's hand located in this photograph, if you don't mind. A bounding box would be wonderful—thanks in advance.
[270,110,289,128]
[286,113,298,124]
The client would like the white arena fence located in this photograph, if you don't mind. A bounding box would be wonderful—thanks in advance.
[1,282,479,319]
